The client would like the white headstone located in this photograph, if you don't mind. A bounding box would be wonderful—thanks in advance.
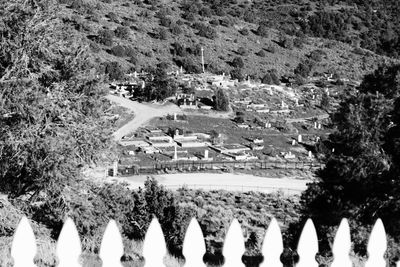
[204,150,209,159]
[314,122,317,129]
[142,80,145,89]
[318,123,322,130]
[174,113,177,121]
[292,140,296,146]
[308,151,312,158]
[298,134,302,143]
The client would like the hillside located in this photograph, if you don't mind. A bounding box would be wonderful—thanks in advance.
[57,0,399,81]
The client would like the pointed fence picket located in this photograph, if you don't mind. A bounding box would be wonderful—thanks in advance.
[10,216,396,266]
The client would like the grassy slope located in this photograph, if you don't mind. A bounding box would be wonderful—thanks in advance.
[59,0,399,80]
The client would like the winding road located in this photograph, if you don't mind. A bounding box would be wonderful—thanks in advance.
[106,95,182,140]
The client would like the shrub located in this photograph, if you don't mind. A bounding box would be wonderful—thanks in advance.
[110,45,126,57]
[230,68,244,81]
[170,23,182,35]
[197,25,217,39]
[104,61,124,80]
[97,29,114,46]
[239,28,249,36]
[107,12,119,23]
[182,12,195,21]
[231,57,244,68]
[294,37,304,49]
[265,45,275,53]
[256,50,266,57]
[262,73,272,84]
[199,7,212,17]
[237,47,248,56]
[220,17,233,27]
[257,24,269,37]
[124,46,137,58]
[156,28,168,40]
[214,88,230,111]
[279,34,294,49]
[160,16,172,27]
[89,41,101,53]
[114,26,130,39]
[175,57,202,74]
[209,19,220,26]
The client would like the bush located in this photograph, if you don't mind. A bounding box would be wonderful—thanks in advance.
[237,47,248,56]
[124,46,137,58]
[199,7,212,17]
[256,50,266,57]
[110,45,126,57]
[257,24,269,37]
[160,16,172,27]
[107,12,119,23]
[214,88,230,111]
[294,60,314,78]
[197,24,217,39]
[170,23,182,35]
[279,34,294,49]
[182,12,195,21]
[175,57,202,74]
[239,28,249,36]
[104,61,124,80]
[294,37,304,49]
[209,19,220,26]
[231,57,244,68]
[156,28,168,40]
[97,28,114,46]
[114,26,130,39]
[230,68,244,81]
[220,17,233,27]
[309,49,326,62]
[265,45,275,53]
[172,42,187,57]
[262,73,272,84]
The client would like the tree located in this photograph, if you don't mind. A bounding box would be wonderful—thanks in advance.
[320,91,330,110]
[299,64,400,262]
[144,62,177,101]
[0,0,113,211]
[214,88,229,111]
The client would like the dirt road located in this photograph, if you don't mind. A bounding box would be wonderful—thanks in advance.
[115,172,311,195]
[106,95,181,140]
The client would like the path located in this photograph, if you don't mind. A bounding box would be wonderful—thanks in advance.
[106,95,181,140]
[114,172,312,195]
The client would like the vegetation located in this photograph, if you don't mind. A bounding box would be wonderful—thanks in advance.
[213,88,230,111]
[299,63,400,264]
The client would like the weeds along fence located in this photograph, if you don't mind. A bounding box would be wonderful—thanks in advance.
[117,160,324,176]
[11,216,390,267]
[164,184,302,195]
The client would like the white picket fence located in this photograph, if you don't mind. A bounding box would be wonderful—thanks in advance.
[10,216,396,267]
